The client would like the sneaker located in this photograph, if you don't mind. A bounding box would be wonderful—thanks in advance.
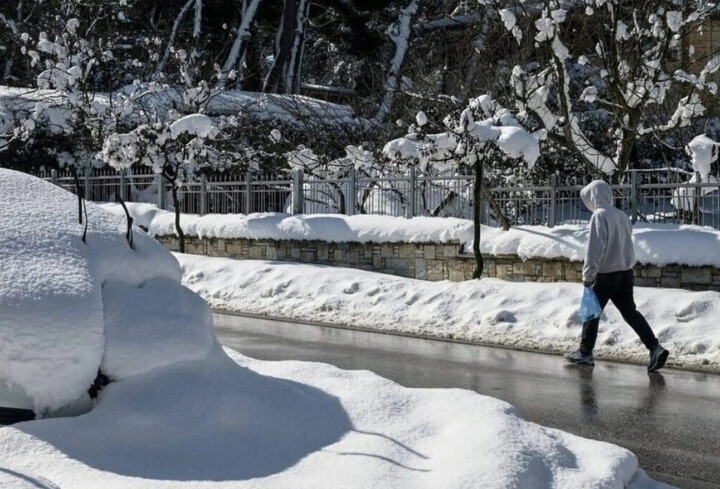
[564,350,595,366]
[648,345,669,372]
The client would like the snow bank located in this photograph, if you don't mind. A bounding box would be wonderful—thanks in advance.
[0,347,664,488]
[102,204,475,245]
[104,203,720,268]
[0,170,214,413]
[484,223,720,268]
[98,202,165,229]
[178,255,720,372]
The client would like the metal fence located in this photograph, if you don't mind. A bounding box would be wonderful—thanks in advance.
[38,168,720,229]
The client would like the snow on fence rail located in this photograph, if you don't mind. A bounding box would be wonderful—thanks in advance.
[34,168,720,229]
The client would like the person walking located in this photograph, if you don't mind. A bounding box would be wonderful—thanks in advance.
[564,180,669,372]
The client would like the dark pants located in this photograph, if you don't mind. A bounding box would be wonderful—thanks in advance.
[581,270,658,354]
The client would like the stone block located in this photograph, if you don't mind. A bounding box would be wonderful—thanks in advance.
[427,260,445,275]
[334,250,344,262]
[398,244,414,259]
[290,247,301,260]
[317,245,329,261]
[415,259,428,280]
[634,277,657,287]
[386,258,407,271]
[217,239,226,252]
[681,267,713,285]
[565,269,582,281]
[661,277,680,288]
[448,271,466,282]
[373,255,382,270]
[380,244,394,258]
[300,251,315,263]
[266,246,278,260]
[443,244,458,257]
[496,265,511,279]
[482,259,496,277]
[345,251,360,263]
[542,262,565,279]
[640,267,661,278]
[363,244,374,259]
[226,242,243,255]
[247,246,263,260]
[423,245,436,260]
[513,261,541,277]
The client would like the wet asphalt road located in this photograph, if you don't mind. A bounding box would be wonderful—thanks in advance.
[214,313,720,489]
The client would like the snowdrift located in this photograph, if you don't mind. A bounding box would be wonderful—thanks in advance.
[0,169,214,413]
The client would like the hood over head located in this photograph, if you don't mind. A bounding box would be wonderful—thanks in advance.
[581,180,613,211]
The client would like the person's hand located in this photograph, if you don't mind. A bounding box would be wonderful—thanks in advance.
[583,280,594,288]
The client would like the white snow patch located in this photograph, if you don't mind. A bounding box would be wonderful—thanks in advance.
[169,113,217,139]
[0,345,665,488]
[685,134,719,178]
[177,255,720,372]
[0,170,211,413]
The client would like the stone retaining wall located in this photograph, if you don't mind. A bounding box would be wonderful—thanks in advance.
[157,235,720,292]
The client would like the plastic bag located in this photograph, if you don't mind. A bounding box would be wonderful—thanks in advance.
[580,287,602,322]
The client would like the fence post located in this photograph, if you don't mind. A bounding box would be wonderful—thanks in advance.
[292,169,304,215]
[200,174,207,216]
[548,174,557,228]
[51,169,58,186]
[84,171,91,201]
[244,172,253,214]
[695,173,702,226]
[156,174,167,210]
[346,169,357,215]
[630,170,638,224]
[406,166,417,219]
[119,169,128,202]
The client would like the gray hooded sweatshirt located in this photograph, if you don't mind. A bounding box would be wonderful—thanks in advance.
[580,180,635,282]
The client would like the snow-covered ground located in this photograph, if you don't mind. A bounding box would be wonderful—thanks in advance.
[102,203,720,268]
[0,171,672,488]
[177,254,720,373]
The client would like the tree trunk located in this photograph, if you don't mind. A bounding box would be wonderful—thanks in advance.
[480,181,511,231]
[262,0,300,94]
[373,0,420,123]
[171,184,185,253]
[285,0,310,94]
[216,0,264,88]
[472,161,484,279]
[156,0,195,75]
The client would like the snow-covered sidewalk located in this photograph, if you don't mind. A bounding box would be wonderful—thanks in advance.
[178,254,720,372]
